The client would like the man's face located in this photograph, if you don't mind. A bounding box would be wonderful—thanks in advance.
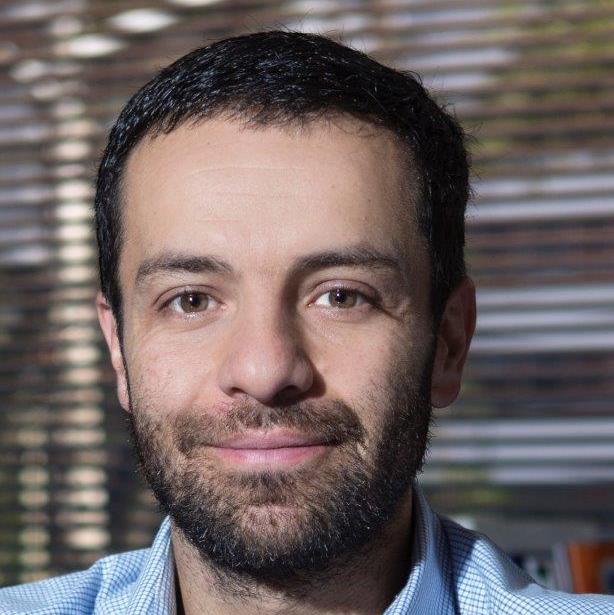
[106,117,436,577]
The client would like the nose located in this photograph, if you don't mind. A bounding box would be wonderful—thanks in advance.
[217,308,314,405]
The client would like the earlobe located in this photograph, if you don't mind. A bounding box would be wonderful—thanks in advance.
[96,291,130,412]
[430,277,476,408]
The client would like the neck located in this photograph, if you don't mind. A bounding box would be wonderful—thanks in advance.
[172,490,413,615]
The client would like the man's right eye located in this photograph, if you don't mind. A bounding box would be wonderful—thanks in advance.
[167,292,213,314]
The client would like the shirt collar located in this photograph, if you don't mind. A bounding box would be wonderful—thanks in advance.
[137,482,455,615]
[127,516,176,615]
[384,483,457,614]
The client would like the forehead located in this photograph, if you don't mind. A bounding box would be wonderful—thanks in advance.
[120,116,424,283]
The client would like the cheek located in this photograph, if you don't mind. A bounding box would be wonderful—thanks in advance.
[315,328,423,436]
[126,334,217,417]
[315,320,422,387]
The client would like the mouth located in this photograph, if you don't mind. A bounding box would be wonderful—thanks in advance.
[208,430,336,468]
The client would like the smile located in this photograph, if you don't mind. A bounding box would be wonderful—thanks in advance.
[209,430,335,468]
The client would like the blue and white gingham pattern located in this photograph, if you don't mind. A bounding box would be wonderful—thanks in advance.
[1,484,613,614]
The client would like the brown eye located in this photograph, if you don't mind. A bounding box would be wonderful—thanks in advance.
[329,288,357,308]
[170,292,211,313]
[315,288,364,309]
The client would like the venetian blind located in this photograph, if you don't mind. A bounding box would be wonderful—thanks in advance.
[0,0,613,585]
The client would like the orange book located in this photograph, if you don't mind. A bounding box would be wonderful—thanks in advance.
[567,542,614,594]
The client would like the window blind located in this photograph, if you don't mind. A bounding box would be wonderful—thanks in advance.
[1,0,613,585]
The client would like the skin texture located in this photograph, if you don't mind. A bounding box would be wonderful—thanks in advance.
[97,117,476,615]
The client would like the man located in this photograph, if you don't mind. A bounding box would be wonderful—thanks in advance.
[0,30,612,615]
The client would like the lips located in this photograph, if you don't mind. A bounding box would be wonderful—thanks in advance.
[209,430,335,468]
[218,431,330,450]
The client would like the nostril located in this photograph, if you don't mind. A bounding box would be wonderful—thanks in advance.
[217,326,314,404]
[274,384,305,406]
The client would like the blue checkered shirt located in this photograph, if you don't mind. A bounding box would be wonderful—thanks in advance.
[1,484,613,614]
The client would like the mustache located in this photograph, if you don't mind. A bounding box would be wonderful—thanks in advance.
[172,399,366,456]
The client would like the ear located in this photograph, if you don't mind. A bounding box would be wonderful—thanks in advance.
[96,291,130,412]
[431,277,476,408]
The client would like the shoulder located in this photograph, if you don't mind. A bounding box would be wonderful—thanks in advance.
[441,516,614,615]
[0,548,149,615]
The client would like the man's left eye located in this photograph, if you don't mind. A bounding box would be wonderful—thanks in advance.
[314,288,367,309]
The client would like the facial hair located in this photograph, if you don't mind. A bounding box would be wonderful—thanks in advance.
[126,354,433,584]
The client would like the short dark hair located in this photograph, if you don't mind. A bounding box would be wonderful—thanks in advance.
[95,30,470,331]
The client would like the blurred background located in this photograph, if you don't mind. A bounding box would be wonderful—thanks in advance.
[1,0,613,589]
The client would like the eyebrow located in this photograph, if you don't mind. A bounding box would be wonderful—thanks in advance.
[287,245,405,278]
[134,244,405,287]
[135,253,233,287]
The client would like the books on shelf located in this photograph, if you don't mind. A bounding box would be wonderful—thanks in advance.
[507,540,614,595]
[451,514,613,595]
[552,540,614,594]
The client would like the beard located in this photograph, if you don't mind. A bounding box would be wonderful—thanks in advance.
[126,354,433,583]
